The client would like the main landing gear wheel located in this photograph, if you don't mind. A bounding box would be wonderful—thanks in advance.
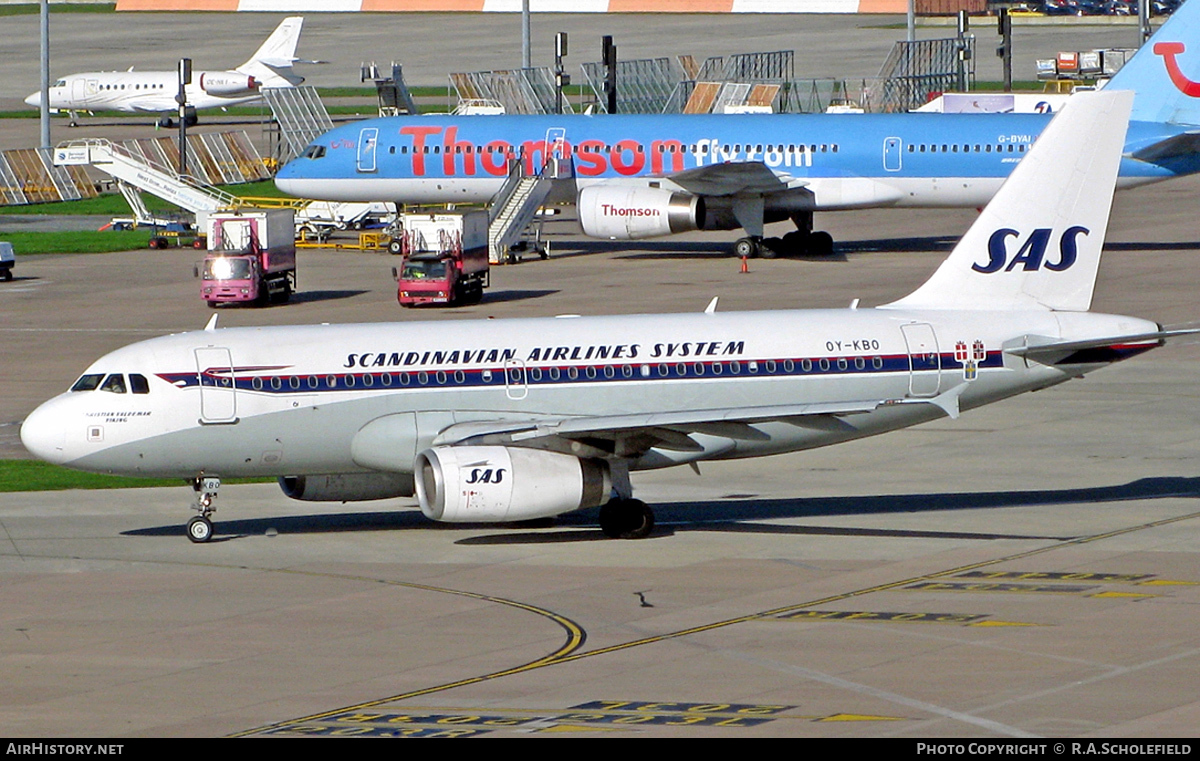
[599,498,655,539]
[732,237,760,259]
[771,230,835,257]
[807,230,834,256]
[187,515,213,544]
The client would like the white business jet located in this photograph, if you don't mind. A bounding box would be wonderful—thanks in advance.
[25,17,307,126]
[19,90,1193,543]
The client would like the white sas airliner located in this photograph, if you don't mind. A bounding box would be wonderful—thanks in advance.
[19,90,1195,543]
[24,17,308,126]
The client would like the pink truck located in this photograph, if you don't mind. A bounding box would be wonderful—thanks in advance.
[200,210,296,307]
[393,211,489,307]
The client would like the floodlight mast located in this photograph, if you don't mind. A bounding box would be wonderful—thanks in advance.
[39,0,49,150]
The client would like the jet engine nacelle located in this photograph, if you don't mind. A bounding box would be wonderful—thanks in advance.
[199,73,259,96]
[415,446,611,523]
[279,472,413,502]
[578,185,705,240]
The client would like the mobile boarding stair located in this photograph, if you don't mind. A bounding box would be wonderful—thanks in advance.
[54,138,393,244]
[52,138,240,227]
[487,150,566,264]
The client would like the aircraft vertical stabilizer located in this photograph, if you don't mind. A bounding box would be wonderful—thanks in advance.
[1106,0,1200,126]
[882,89,1133,313]
[236,16,305,87]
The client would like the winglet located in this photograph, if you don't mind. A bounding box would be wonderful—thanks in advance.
[885,382,968,419]
[930,383,968,420]
[705,296,718,315]
[204,314,219,332]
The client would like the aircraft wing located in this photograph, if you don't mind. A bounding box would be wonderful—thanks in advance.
[431,399,885,458]
[660,162,904,213]
[666,162,802,196]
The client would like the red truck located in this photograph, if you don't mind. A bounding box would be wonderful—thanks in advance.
[200,209,297,307]
[393,211,489,307]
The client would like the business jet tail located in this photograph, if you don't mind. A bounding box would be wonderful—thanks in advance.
[236,16,306,88]
[883,89,1133,312]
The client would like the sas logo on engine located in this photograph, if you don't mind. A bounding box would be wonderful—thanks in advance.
[466,468,507,484]
[972,226,1088,274]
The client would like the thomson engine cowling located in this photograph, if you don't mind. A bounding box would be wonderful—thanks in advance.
[279,472,413,502]
[578,185,705,240]
[415,446,611,523]
[199,73,259,96]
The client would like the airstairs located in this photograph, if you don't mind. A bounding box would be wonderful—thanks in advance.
[53,137,390,239]
[487,156,561,263]
[363,62,419,117]
[260,85,335,165]
[53,138,240,221]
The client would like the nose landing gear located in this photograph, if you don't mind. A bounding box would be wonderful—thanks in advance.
[187,475,220,543]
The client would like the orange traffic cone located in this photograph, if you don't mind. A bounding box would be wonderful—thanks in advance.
[740,255,749,274]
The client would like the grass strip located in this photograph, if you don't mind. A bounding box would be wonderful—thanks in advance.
[0,230,154,255]
[0,459,271,492]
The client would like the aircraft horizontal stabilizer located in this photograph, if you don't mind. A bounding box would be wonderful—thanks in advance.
[255,58,301,70]
[1130,131,1200,163]
[1003,326,1200,364]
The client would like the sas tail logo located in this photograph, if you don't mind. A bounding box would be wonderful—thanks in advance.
[972,227,1088,273]
[1154,42,1200,97]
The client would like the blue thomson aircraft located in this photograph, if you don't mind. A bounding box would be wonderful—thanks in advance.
[276,0,1200,258]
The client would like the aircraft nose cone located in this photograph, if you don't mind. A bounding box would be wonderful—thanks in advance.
[273,163,301,194]
[24,92,41,108]
[20,401,68,464]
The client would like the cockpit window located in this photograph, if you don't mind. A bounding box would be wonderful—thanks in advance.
[301,144,326,160]
[99,374,127,394]
[70,373,149,394]
[70,374,104,392]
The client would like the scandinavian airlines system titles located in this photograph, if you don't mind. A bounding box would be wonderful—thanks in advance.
[343,341,748,368]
